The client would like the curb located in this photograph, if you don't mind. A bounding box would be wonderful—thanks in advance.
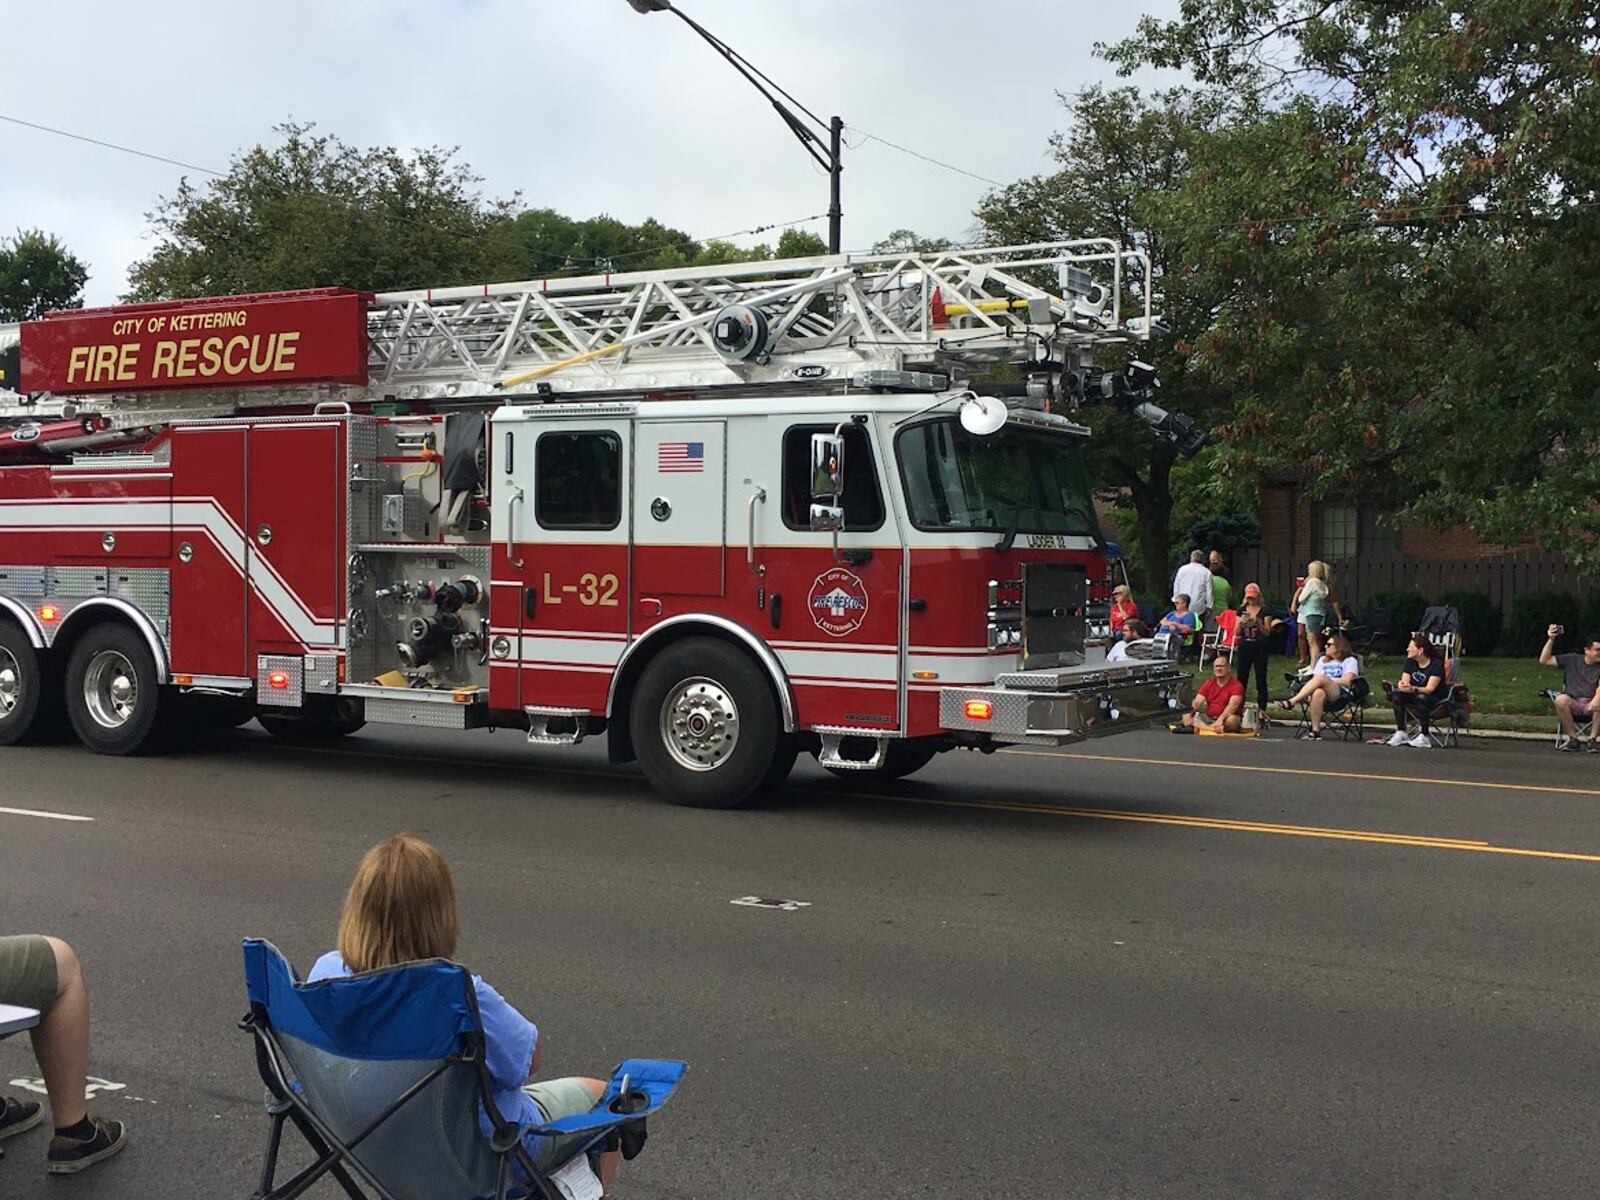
[1459,727,1552,742]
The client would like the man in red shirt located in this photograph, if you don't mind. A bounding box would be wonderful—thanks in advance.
[1175,654,1245,733]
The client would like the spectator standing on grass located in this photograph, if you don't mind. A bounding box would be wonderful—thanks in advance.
[1208,550,1232,623]
[1387,632,1445,748]
[1231,583,1280,721]
[0,935,127,1174]
[1173,551,1213,629]
[1174,654,1245,733]
[1290,561,1336,664]
[1106,618,1145,663]
[1539,625,1600,751]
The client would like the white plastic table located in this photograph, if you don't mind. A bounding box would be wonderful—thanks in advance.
[0,1002,38,1036]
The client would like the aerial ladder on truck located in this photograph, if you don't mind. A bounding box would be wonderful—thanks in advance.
[0,242,1202,807]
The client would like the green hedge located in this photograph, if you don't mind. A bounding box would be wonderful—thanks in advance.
[1506,590,1583,657]
[1365,589,1428,639]
[1438,590,1503,656]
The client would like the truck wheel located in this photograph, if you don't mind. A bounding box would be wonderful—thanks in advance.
[257,700,365,743]
[758,735,800,798]
[824,738,940,782]
[0,621,54,746]
[64,624,165,756]
[631,638,780,808]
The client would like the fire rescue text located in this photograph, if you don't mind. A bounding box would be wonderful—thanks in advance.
[65,313,299,385]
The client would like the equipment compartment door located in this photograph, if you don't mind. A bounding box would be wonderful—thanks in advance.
[246,422,344,655]
[492,414,631,713]
[168,425,248,678]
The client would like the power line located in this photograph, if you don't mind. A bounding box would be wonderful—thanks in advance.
[846,125,1005,188]
[0,113,223,177]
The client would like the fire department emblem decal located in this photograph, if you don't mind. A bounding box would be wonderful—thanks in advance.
[808,568,869,637]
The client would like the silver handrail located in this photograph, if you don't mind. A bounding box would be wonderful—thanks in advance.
[747,488,767,576]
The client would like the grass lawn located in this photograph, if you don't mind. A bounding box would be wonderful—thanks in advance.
[1183,653,1559,716]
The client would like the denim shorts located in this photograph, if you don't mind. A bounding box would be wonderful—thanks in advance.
[1301,613,1327,633]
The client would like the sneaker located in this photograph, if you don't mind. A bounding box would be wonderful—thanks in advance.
[0,1096,42,1140]
[45,1116,127,1174]
[1305,728,1322,741]
[1558,736,1580,752]
[1588,739,1600,754]
[1408,733,1431,748]
[1386,731,1410,747]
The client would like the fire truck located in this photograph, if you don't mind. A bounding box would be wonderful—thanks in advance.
[0,242,1198,807]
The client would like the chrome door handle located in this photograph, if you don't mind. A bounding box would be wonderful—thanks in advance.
[506,486,526,570]
[746,488,767,577]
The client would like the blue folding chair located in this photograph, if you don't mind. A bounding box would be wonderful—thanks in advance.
[240,939,686,1200]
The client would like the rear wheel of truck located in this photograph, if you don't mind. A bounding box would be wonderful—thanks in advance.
[0,621,60,746]
[64,623,165,756]
[631,638,781,808]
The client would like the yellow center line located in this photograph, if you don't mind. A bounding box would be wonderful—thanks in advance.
[1003,749,1600,799]
[832,792,1600,863]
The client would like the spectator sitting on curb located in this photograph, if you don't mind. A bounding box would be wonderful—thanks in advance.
[1106,618,1146,663]
[1173,551,1214,630]
[0,935,128,1174]
[1174,654,1245,734]
[1159,594,1198,656]
[1386,632,1445,748]
[1539,625,1600,751]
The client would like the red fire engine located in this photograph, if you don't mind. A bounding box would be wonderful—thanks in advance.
[0,242,1197,807]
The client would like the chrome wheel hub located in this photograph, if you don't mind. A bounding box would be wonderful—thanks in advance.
[0,649,19,717]
[83,650,138,730]
[660,676,740,772]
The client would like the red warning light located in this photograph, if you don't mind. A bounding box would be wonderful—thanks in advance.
[267,671,290,690]
[963,699,993,720]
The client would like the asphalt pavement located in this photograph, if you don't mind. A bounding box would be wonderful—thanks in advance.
[4,722,1600,1198]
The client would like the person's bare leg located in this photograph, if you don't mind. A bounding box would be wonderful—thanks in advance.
[578,1077,620,1192]
[1223,715,1243,733]
[1555,693,1576,738]
[28,937,88,1129]
[1309,688,1327,732]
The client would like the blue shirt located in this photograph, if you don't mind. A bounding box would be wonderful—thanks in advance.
[308,951,542,1142]
[1162,610,1197,635]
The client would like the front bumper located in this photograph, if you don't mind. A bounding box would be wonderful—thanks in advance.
[938,662,1193,746]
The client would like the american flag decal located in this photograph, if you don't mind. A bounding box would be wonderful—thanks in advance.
[658,441,705,473]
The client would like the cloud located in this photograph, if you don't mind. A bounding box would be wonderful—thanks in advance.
[0,0,1181,305]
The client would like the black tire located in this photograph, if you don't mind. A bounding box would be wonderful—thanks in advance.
[64,623,165,756]
[631,637,781,808]
[824,738,941,782]
[0,621,51,746]
[757,734,800,797]
[177,694,257,736]
[257,699,365,744]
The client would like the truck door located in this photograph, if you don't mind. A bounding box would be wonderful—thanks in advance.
[742,415,904,732]
[168,425,249,678]
[632,420,726,620]
[494,413,631,713]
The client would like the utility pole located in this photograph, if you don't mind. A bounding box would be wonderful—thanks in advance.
[627,1,843,253]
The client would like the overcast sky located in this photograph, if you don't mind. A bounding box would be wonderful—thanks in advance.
[2,0,1181,306]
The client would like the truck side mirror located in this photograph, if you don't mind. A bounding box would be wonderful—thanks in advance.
[809,432,845,531]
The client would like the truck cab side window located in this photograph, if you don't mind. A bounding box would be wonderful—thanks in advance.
[535,431,621,530]
[781,424,884,532]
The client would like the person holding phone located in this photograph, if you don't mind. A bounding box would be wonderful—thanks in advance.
[1539,624,1600,750]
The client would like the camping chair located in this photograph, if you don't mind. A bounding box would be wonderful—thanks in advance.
[240,939,686,1200]
[1346,606,1398,657]
[1418,606,1464,660]
[1539,688,1598,750]
[1200,609,1240,662]
[1287,676,1370,741]
[1383,659,1469,748]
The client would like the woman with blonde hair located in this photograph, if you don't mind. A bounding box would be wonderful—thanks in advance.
[308,834,622,1189]
[1290,561,1338,664]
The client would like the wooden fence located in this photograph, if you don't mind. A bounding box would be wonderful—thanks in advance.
[1232,549,1599,616]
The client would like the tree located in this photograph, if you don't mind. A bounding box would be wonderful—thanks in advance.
[125,122,519,300]
[776,228,829,258]
[1105,2,1600,569]
[0,230,88,321]
[871,229,954,255]
[976,87,1239,587]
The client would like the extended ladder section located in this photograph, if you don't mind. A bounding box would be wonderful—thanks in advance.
[0,240,1153,429]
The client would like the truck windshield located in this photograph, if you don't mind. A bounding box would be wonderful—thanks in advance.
[896,417,1099,538]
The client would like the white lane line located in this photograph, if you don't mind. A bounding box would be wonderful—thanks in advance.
[0,805,93,822]
[731,896,811,912]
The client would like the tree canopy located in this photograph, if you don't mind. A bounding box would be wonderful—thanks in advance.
[0,229,88,321]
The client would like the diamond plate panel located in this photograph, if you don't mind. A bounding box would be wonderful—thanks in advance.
[257,654,305,707]
[362,696,476,729]
[0,566,48,603]
[302,652,340,699]
[109,569,170,636]
[51,568,109,598]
